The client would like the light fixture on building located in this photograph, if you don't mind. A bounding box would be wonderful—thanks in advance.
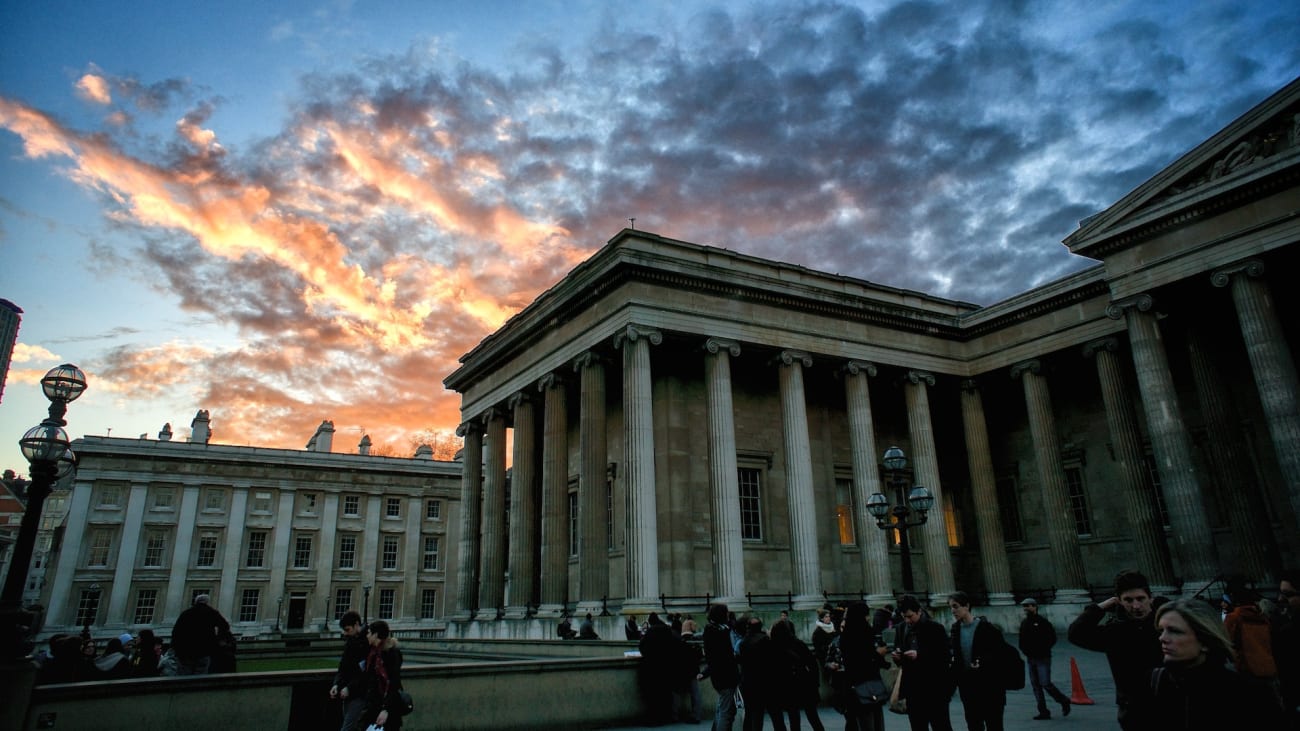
[866,445,933,592]
[363,584,373,627]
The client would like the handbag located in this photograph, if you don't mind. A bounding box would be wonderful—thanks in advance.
[852,678,890,705]
[398,688,414,716]
[888,667,908,715]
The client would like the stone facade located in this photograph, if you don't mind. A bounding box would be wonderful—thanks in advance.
[444,78,1300,627]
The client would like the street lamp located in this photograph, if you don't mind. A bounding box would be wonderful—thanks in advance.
[866,446,934,593]
[363,584,372,627]
[3,364,87,659]
[275,595,284,633]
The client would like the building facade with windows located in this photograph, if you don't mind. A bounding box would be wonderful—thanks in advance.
[37,419,461,638]
[444,78,1300,627]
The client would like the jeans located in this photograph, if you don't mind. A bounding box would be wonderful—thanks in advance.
[340,694,367,731]
[714,686,738,731]
[1027,656,1070,713]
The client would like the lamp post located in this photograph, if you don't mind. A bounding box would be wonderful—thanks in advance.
[2,364,86,659]
[865,446,934,593]
[275,595,283,633]
[363,584,372,627]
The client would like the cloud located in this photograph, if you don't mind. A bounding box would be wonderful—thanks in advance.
[11,343,59,363]
[75,74,112,105]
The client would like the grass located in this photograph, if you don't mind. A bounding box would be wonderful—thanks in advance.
[237,657,340,672]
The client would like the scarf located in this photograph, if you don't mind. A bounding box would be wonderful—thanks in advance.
[815,620,835,634]
[367,643,389,701]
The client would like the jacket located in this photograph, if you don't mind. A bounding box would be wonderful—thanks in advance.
[1018,613,1057,659]
[1068,603,1162,719]
[950,617,1008,696]
[333,632,369,696]
[897,614,953,702]
[702,622,739,690]
[1224,604,1277,678]
[1144,659,1284,728]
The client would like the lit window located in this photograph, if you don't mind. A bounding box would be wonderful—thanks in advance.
[738,468,763,541]
[87,529,113,567]
[420,589,437,619]
[1063,466,1092,536]
[196,533,219,567]
[239,589,260,622]
[293,534,313,569]
[386,497,401,518]
[382,535,399,570]
[835,478,855,545]
[378,588,395,619]
[338,534,357,569]
[425,499,441,520]
[334,588,352,620]
[246,531,267,568]
[143,530,167,567]
[422,536,440,570]
[343,495,360,516]
[134,589,158,624]
[943,493,962,547]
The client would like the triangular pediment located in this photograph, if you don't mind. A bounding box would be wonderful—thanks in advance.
[1064,76,1300,258]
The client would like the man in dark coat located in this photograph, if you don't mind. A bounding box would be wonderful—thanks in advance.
[169,594,230,675]
[329,610,368,731]
[892,594,954,731]
[1067,569,1162,730]
[638,612,679,725]
[1018,597,1070,720]
[700,603,740,731]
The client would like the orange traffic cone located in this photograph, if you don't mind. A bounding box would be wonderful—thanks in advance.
[1069,656,1096,705]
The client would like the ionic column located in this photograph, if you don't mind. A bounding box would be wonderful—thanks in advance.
[573,351,609,615]
[475,408,508,620]
[1185,325,1280,582]
[704,338,748,609]
[842,360,891,603]
[536,373,570,617]
[1010,360,1089,602]
[618,325,662,613]
[1083,338,1177,592]
[1107,296,1218,587]
[106,483,148,626]
[1212,260,1300,530]
[903,370,956,605]
[504,391,539,618]
[778,350,823,609]
[452,421,483,619]
[958,380,1014,606]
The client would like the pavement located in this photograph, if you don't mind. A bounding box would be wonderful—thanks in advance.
[608,638,1118,730]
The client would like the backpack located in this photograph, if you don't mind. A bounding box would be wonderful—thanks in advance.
[999,638,1026,691]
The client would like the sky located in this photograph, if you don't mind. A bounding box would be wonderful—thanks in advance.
[1,0,1297,474]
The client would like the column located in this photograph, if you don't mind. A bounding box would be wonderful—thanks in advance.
[162,485,201,623]
[452,421,483,619]
[313,492,340,629]
[1212,260,1300,529]
[705,338,748,609]
[618,325,662,613]
[268,490,295,627]
[777,350,823,609]
[504,391,539,618]
[45,479,94,627]
[217,489,249,619]
[536,373,569,617]
[903,370,956,605]
[1010,360,1089,602]
[843,360,891,603]
[475,408,507,620]
[958,380,1014,606]
[1185,325,1280,582]
[106,482,148,626]
[574,351,608,615]
[401,495,422,622]
[1106,296,1218,587]
[1083,338,1177,592]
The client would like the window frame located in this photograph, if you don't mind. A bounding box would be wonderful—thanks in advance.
[246,531,268,568]
[292,533,313,569]
[738,466,764,542]
[381,534,400,570]
[338,533,357,569]
[238,588,260,623]
[422,536,440,571]
[133,588,159,624]
[378,588,395,619]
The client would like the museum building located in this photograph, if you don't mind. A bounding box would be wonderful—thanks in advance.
[444,77,1300,626]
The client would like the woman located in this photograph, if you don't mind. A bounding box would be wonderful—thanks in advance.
[770,619,826,731]
[132,629,162,677]
[1144,599,1283,728]
[825,602,888,731]
[360,620,405,730]
[948,591,1006,731]
[738,617,789,731]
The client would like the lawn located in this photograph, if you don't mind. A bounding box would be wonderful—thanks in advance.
[237,656,340,672]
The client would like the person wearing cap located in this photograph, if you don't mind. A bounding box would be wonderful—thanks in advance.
[1018,597,1070,720]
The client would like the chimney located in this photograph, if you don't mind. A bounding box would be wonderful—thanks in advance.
[158,423,173,441]
[358,434,372,456]
[309,420,335,452]
[414,444,433,460]
[190,410,211,444]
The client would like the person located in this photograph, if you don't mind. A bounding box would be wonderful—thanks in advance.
[37,634,91,684]
[825,602,887,731]
[700,603,740,731]
[579,612,599,639]
[892,594,953,731]
[169,593,231,675]
[117,632,137,662]
[1272,570,1300,724]
[132,629,162,677]
[1222,579,1279,693]
[329,610,369,731]
[625,615,642,640]
[1017,598,1070,720]
[638,612,679,725]
[770,619,825,731]
[681,614,700,638]
[812,609,837,672]
[359,619,404,731]
[557,613,577,640]
[1143,599,1284,727]
[947,591,1006,731]
[1067,569,1162,730]
[94,637,132,679]
[738,616,788,731]
[871,604,895,637]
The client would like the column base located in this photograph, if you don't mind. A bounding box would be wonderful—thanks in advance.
[473,607,500,621]
[447,610,474,622]
[792,594,824,611]
[927,590,954,608]
[712,596,751,614]
[986,592,1016,607]
[534,604,565,618]
[621,597,661,616]
[501,606,529,620]
[1051,588,1094,604]
[865,593,896,608]
[575,601,607,618]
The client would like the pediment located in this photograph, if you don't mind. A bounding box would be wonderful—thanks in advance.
[1064,76,1300,259]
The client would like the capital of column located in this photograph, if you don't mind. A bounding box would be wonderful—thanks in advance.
[1210,258,1266,288]
[455,420,483,438]
[841,360,877,378]
[775,350,813,368]
[614,324,663,349]
[960,378,979,392]
[1105,293,1154,320]
[905,369,935,386]
[704,337,741,357]
[1082,337,1120,359]
[572,351,603,372]
[1009,360,1041,380]
[507,391,531,410]
[536,371,564,392]
[479,406,503,425]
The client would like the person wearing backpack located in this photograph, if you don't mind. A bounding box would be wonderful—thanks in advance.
[1222,579,1280,696]
[948,591,1008,731]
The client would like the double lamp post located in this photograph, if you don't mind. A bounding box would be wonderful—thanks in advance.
[865,445,934,593]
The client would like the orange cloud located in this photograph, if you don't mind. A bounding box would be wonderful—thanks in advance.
[75,74,112,105]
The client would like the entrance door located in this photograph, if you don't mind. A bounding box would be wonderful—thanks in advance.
[288,595,307,630]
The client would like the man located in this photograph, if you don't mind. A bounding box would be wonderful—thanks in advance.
[169,594,231,676]
[948,591,1006,731]
[1018,598,1070,720]
[638,612,679,726]
[329,611,368,731]
[1067,569,1161,730]
[892,593,953,731]
[579,612,599,639]
[556,613,577,640]
[700,603,740,731]
[1273,570,1300,724]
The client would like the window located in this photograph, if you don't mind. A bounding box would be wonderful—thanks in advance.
[1141,453,1171,528]
[152,488,175,510]
[606,482,614,550]
[334,588,352,620]
[378,588,395,619]
[87,528,112,567]
[1063,466,1092,536]
[420,589,437,619]
[568,490,579,557]
[943,493,962,547]
[97,485,122,508]
[343,495,360,516]
[995,476,1023,543]
[338,534,357,568]
[293,534,313,569]
[133,589,158,624]
[143,530,167,567]
[738,467,763,541]
[834,477,855,545]
[196,532,219,567]
[386,497,401,518]
[425,499,441,520]
[422,536,440,570]
[239,589,260,622]
[299,492,318,514]
[204,488,225,511]
[76,588,102,626]
[382,535,400,570]
[252,491,272,513]
[246,531,267,568]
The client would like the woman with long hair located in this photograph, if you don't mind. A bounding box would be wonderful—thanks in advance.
[825,602,888,731]
[770,619,825,731]
[360,620,405,730]
[1145,599,1282,727]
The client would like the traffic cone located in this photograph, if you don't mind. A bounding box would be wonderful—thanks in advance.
[1069,656,1096,705]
